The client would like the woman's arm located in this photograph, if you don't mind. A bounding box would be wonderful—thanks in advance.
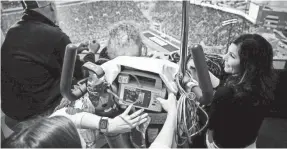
[183,73,217,106]
[50,104,148,134]
[149,111,177,148]
[149,93,177,148]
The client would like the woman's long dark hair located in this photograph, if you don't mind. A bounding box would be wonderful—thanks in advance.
[2,116,82,148]
[225,34,277,105]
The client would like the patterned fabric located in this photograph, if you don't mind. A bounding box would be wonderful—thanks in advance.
[204,54,225,79]
[168,51,225,80]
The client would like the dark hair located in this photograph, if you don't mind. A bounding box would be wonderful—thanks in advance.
[225,34,277,105]
[2,116,82,148]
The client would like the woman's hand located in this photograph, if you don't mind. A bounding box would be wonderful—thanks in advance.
[108,104,148,134]
[156,93,177,115]
[88,40,100,54]
[182,72,199,92]
[182,72,203,101]
[77,41,90,53]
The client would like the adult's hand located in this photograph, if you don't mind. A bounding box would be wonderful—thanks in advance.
[182,73,199,92]
[88,40,100,54]
[108,104,148,134]
[156,93,177,114]
[77,41,89,53]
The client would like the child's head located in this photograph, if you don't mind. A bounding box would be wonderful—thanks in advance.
[107,21,144,59]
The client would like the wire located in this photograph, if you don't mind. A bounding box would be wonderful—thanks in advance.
[88,71,143,106]
[120,72,142,88]
[175,72,209,147]
[86,59,209,147]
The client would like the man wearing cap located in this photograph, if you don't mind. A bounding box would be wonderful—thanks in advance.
[1,0,82,122]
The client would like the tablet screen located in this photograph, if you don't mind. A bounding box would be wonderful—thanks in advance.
[123,87,151,108]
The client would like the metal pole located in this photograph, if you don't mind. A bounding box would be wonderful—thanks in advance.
[179,0,189,76]
[178,1,190,147]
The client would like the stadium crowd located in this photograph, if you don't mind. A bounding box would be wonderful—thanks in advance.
[1,1,22,9]
[1,1,286,148]
[1,1,150,44]
[58,1,150,43]
[150,1,257,54]
[1,1,283,56]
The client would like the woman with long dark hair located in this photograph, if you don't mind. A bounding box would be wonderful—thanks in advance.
[187,34,277,148]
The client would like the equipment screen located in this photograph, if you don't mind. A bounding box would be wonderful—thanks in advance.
[123,87,151,108]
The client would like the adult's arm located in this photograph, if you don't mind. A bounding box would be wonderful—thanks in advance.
[50,104,148,134]
[183,73,219,106]
[149,93,177,148]
[149,111,177,149]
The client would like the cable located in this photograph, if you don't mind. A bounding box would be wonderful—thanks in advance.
[120,72,142,88]
[175,72,209,147]
[85,58,209,147]
[87,71,143,106]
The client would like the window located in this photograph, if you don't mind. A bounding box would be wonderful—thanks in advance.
[1,0,286,60]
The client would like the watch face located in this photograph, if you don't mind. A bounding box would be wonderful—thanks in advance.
[100,119,108,129]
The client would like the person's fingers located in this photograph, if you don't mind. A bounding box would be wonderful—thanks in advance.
[156,97,165,105]
[185,82,193,91]
[129,109,144,119]
[131,106,136,112]
[89,40,100,53]
[132,118,148,127]
[186,82,195,88]
[120,104,128,109]
[168,92,175,100]
[130,113,148,123]
[122,104,133,115]
[77,43,89,53]
[78,47,89,52]
[182,74,191,84]
[78,42,89,49]
[166,88,173,94]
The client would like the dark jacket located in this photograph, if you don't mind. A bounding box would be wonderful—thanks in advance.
[208,86,268,148]
[1,10,78,120]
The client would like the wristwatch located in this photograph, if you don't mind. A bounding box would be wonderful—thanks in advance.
[99,117,109,133]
